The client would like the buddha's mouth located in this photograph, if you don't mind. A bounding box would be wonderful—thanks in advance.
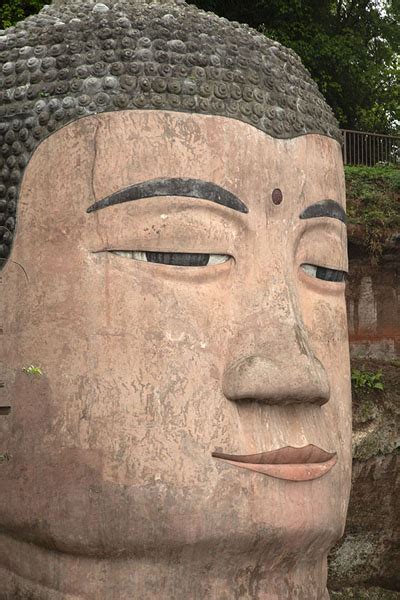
[212,444,337,481]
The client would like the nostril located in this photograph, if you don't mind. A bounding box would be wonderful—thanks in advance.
[222,354,330,406]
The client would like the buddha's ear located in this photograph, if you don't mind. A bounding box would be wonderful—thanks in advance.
[0,256,30,419]
[0,253,30,316]
[0,257,29,282]
[0,261,18,420]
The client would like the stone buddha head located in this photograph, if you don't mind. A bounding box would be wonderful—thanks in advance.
[0,1,351,598]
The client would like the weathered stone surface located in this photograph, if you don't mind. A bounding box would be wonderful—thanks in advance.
[351,359,400,461]
[0,110,351,598]
[347,258,400,360]
[329,454,400,590]
[329,227,400,598]
[328,356,400,596]
[331,587,400,599]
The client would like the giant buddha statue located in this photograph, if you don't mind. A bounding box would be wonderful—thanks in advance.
[0,1,351,598]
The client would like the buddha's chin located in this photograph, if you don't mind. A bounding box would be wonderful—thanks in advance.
[0,530,331,600]
[0,479,344,562]
[1,520,339,561]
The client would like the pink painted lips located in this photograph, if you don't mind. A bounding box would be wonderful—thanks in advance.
[212,444,337,481]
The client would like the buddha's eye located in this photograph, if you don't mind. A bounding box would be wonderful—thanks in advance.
[301,263,347,283]
[109,251,230,266]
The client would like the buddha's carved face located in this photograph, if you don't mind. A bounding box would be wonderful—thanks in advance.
[0,111,351,569]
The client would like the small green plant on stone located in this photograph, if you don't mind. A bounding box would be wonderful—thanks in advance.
[351,368,384,391]
[0,453,10,463]
[22,365,43,376]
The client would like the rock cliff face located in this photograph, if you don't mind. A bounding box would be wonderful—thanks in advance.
[347,253,400,360]
[328,165,400,598]
[328,230,400,597]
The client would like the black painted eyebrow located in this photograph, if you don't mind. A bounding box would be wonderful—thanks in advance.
[300,200,346,224]
[86,177,248,214]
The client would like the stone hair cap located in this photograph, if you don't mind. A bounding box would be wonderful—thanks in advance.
[0,0,341,265]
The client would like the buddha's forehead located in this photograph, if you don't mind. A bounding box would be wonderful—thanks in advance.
[22,110,345,221]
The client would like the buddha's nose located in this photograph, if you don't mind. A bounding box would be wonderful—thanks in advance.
[222,303,330,406]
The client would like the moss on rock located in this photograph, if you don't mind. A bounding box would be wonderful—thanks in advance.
[328,357,400,594]
[351,358,400,461]
[345,165,400,258]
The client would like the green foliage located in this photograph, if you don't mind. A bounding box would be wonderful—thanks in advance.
[345,165,400,257]
[0,0,45,29]
[350,358,400,460]
[345,165,400,195]
[0,452,10,463]
[22,364,43,376]
[351,368,384,391]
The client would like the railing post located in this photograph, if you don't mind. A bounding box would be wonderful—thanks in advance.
[368,134,371,167]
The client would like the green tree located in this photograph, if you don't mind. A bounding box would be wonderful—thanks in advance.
[1,0,399,133]
[193,0,400,134]
[1,0,45,29]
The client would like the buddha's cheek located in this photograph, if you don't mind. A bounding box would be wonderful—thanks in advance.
[299,290,352,482]
[300,291,350,388]
[306,298,349,351]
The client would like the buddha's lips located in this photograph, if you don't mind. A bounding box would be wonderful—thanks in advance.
[212,444,337,481]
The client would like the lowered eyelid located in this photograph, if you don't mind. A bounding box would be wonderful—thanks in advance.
[294,218,348,261]
[107,250,231,267]
[301,264,347,282]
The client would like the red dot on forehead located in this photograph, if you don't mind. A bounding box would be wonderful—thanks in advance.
[272,188,283,205]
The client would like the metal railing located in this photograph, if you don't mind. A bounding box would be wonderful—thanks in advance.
[341,129,400,166]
